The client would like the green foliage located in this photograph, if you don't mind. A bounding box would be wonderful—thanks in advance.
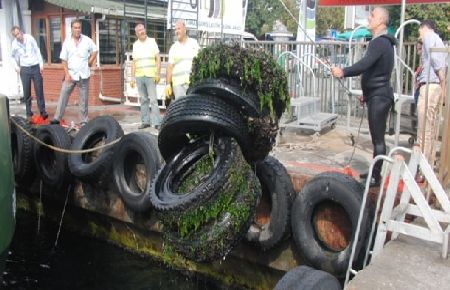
[190,43,289,119]
[388,4,450,40]
[316,7,345,36]
[177,154,215,194]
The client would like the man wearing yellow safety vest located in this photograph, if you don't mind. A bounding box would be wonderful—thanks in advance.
[131,23,162,130]
[165,20,200,99]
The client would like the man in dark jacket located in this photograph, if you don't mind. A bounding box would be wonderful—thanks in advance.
[332,6,397,187]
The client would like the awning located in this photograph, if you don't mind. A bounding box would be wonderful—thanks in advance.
[44,0,167,19]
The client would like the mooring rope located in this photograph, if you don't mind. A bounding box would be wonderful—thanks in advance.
[10,116,122,154]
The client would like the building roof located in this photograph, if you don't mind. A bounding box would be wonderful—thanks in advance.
[44,0,167,19]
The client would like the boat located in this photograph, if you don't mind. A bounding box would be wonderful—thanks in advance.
[0,94,16,278]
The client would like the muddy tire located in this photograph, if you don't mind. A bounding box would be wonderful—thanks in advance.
[10,116,35,185]
[69,116,123,182]
[162,144,261,262]
[187,78,261,117]
[150,136,235,213]
[291,172,372,277]
[113,132,161,212]
[246,156,294,250]
[274,266,341,290]
[33,125,71,189]
[158,94,250,162]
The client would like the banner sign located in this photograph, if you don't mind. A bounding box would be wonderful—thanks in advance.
[167,0,246,35]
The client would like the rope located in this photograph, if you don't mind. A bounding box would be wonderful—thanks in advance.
[10,117,122,154]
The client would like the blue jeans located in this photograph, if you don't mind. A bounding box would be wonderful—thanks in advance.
[136,76,161,126]
[20,64,46,117]
[54,78,89,123]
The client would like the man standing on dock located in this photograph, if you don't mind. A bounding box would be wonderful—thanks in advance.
[416,20,447,166]
[131,22,162,130]
[331,7,396,187]
[165,19,200,99]
[10,26,48,122]
[51,19,97,126]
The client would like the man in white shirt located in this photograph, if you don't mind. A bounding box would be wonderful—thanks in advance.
[51,19,98,126]
[11,26,48,121]
[165,20,200,99]
[131,23,162,129]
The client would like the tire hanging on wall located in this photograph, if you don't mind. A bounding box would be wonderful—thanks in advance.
[150,136,236,213]
[69,116,123,182]
[10,116,35,185]
[113,132,161,212]
[273,265,341,290]
[157,94,250,162]
[34,125,72,190]
[246,156,295,250]
[291,171,373,277]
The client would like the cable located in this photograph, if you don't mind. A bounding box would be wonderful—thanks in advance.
[276,0,315,43]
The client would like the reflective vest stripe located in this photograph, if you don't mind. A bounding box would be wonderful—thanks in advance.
[172,57,194,85]
[135,57,156,77]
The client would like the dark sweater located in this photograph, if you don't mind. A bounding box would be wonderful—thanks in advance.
[343,34,397,100]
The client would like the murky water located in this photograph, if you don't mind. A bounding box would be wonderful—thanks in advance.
[2,210,233,290]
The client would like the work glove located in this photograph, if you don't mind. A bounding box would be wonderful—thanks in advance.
[130,79,136,88]
[155,75,161,84]
[165,85,173,100]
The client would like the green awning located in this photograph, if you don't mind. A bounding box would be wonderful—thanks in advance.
[44,0,167,19]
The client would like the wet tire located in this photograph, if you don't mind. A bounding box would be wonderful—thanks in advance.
[162,145,261,262]
[158,94,250,162]
[291,172,372,277]
[10,116,35,185]
[274,266,341,290]
[150,136,236,213]
[187,78,261,117]
[69,116,123,182]
[113,132,161,212]
[34,125,71,190]
[246,156,295,250]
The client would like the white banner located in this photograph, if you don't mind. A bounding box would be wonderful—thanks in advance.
[167,0,246,35]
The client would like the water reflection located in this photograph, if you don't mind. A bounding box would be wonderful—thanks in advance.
[2,210,226,290]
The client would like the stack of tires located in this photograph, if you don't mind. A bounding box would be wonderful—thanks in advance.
[150,43,294,261]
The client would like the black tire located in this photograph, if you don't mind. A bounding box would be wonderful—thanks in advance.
[246,156,294,250]
[113,132,161,212]
[291,172,371,277]
[33,125,71,189]
[274,266,341,290]
[158,94,250,162]
[150,136,236,213]
[10,116,35,185]
[69,116,123,182]
[187,78,261,117]
[163,151,261,262]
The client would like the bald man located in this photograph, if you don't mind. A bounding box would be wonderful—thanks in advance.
[165,20,200,99]
[332,7,397,187]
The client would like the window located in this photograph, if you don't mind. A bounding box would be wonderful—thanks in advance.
[99,18,123,65]
[35,18,48,62]
[49,17,62,63]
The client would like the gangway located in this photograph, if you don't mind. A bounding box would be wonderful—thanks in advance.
[278,51,338,132]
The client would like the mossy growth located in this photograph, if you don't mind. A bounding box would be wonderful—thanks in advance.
[190,43,289,119]
[177,152,215,194]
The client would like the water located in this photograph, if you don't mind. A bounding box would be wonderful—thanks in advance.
[1,210,231,290]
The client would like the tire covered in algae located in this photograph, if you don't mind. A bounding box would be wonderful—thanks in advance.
[160,139,261,262]
[150,136,237,213]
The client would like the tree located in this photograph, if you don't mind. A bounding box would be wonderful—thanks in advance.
[316,7,345,36]
[388,4,450,40]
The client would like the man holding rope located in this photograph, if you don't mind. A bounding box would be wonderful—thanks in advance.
[331,7,396,187]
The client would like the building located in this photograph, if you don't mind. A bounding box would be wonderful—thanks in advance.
[0,0,168,105]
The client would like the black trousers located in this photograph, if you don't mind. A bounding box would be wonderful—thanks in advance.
[20,64,46,117]
[366,95,393,179]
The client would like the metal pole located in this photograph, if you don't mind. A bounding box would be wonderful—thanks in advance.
[220,0,224,41]
[398,0,406,93]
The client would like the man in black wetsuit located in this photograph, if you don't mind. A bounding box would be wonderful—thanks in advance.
[332,7,397,187]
